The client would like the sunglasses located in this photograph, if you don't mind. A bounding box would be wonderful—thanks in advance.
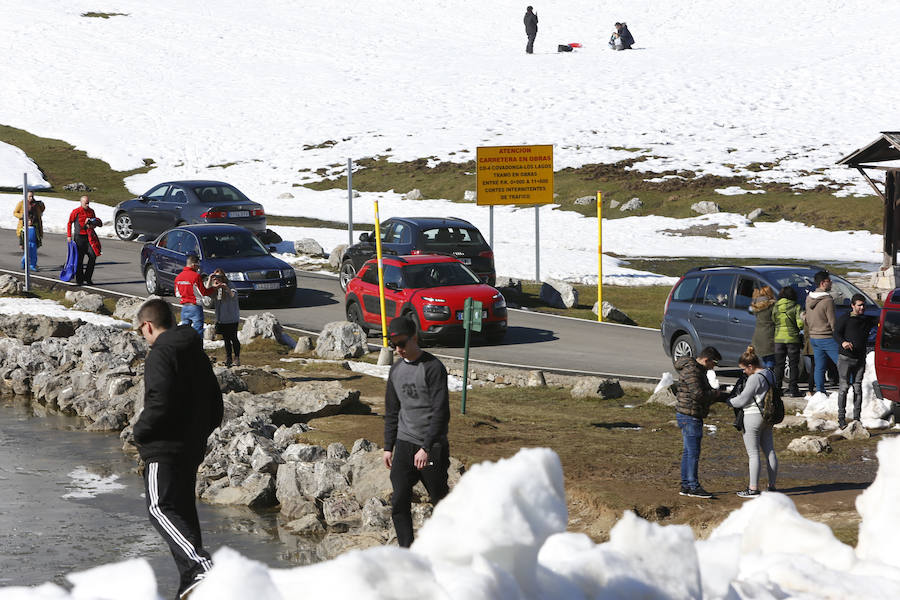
[388,337,409,350]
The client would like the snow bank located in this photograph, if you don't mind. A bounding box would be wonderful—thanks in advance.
[0,297,129,329]
[801,352,894,429]
[0,142,49,189]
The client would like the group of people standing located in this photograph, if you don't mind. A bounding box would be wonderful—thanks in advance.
[675,270,878,500]
[522,7,634,53]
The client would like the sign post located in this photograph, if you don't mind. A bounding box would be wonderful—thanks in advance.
[22,174,30,292]
[597,191,602,322]
[347,159,354,247]
[460,297,483,415]
[476,144,554,283]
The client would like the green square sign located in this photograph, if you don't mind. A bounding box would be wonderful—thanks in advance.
[464,298,483,332]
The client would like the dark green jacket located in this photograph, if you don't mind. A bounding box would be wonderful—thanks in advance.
[674,356,720,419]
[773,297,804,344]
[750,298,776,357]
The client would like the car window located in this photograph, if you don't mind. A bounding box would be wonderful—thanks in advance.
[829,275,872,307]
[146,185,169,201]
[157,232,170,249]
[198,231,268,258]
[734,277,757,309]
[169,186,188,204]
[671,276,701,303]
[361,265,379,285]
[191,184,249,204]
[422,227,484,248]
[388,223,411,244]
[383,265,403,288]
[700,274,734,307]
[379,223,393,242]
[765,271,876,308]
[402,262,480,288]
[881,311,900,352]
[182,233,201,257]
[163,231,186,253]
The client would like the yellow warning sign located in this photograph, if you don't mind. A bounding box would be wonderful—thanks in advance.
[476,145,554,206]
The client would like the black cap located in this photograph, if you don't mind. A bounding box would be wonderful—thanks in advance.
[387,316,416,339]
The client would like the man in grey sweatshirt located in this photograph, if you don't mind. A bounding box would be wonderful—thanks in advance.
[383,316,451,547]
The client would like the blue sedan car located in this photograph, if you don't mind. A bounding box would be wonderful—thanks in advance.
[140,224,296,303]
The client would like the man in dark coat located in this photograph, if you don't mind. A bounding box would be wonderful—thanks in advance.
[834,293,879,428]
[133,299,223,599]
[524,6,538,54]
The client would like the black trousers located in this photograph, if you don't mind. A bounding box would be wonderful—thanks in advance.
[144,460,213,597]
[526,32,536,53]
[390,438,449,547]
[838,355,867,421]
[73,233,96,284]
[774,342,801,391]
[217,322,240,360]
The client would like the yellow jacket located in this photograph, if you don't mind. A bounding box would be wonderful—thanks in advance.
[14,200,45,239]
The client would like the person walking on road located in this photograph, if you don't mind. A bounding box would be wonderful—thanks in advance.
[806,271,840,394]
[208,269,241,367]
[834,293,879,428]
[133,299,223,599]
[14,190,45,250]
[750,286,777,369]
[66,195,101,285]
[175,254,211,337]
[773,286,804,397]
[383,315,451,547]
[674,346,724,499]
[524,6,538,54]
[728,345,778,498]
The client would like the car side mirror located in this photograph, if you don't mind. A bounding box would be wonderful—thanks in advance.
[359,232,370,243]
[268,246,277,253]
[385,281,400,291]
[138,195,149,202]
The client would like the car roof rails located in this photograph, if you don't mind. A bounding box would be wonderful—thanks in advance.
[685,265,762,275]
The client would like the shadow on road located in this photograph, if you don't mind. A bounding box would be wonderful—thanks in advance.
[294,288,339,308]
[425,325,558,349]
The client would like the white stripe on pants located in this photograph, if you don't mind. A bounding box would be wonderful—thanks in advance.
[147,462,212,572]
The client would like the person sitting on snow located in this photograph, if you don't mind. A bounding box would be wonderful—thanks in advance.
[609,22,635,50]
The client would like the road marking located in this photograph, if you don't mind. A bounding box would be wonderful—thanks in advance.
[508,307,660,332]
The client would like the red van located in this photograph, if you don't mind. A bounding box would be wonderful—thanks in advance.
[874,288,900,420]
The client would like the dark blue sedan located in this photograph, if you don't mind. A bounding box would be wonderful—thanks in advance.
[114,180,266,241]
[140,224,296,303]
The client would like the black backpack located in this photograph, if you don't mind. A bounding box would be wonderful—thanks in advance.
[756,370,785,426]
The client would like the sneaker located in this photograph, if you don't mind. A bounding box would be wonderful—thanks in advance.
[737,488,761,498]
[681,486,713,499]
[837,418,847,429]
[225,359,232,368]
[234,357,241,367]
[180,573,207,599]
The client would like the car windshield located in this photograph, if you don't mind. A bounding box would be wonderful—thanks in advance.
[421,227,484,248]
[198,231,269,258]
[765,270,876,307]
[191,184,250,205]
[402,262,480,288]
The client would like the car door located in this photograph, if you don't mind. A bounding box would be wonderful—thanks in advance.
[157,230,187,285]
[133,184,169,234]
[689,273,736,360]
[154,184,189,232]
[360,264,403,323]
[728,275,760,361]
[384,221,412,256]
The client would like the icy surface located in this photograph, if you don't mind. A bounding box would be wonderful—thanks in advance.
[61,466,126,500]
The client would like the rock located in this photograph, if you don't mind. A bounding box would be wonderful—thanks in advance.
[283,443,327,462]
[690,201,721,215]
[235,381,359,425]
[316,532,385,561]
[258,229,283,245]
[787,435,832,455]
[620,198,642,212]
[238,312,294,347]
[72,293,110,315]
[840,420,871,441]
[202,472,276,508]
[294,238,325,256]
[285,514,325,536]
[343,446,392,504]
[0,314,81,344]
[747,208,765,221]
[214,367,248,394]
[292,336,314,354]
[250,444,282,474]
[403,189,423,201]
[296,459,349,499]
[0,275,24,295]
[609,200,620,209]
[646,385,677,406]
[573,195,594,206]
[113,297,147,326]
[328,244,348,269]
[494,277,522,295]
[327,442,350,460]
[361,497,391,530]
[463,190,477,202]
[63,182,92,192]
[277,192,295,199]
[593,301,637,326]
[526,370,546,387]
[279,495,317,521]
[322,493,362,528]
[352,190,360,198]
[539,279,578,309]
[273,423,311,450]
[351,438,378,455]
[316,321,368,359]
[774,415,807,429]
[571,377,624,400]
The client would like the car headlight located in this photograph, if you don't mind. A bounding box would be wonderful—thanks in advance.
[493,293,507,310]
[281,268,295,278]
[422,304,451,320]
[226,272,245,281]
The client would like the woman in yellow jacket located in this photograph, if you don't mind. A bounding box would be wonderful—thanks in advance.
[13,191,45,250]
[773,286,804,397]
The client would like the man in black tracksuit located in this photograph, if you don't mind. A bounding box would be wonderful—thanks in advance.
[524,6,538,54]
[383,316,451,548]
[833,293,879,428]
[133,299,223,599]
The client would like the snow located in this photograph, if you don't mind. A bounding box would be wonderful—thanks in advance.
[715,187,766,196]
[0,142,49,189]
[801,352,894,429]
[61,466,126,499]
[0,297,129,329]
[7,441,900,598]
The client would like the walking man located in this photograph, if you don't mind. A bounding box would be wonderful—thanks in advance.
[834,294,878,428]
[175,254,211,336]
[674,346,724,498]
[524,6,538,54]
[806,270,841,394]
[66,195,101,285]
[383,315,451,547]
[133,299,223,599]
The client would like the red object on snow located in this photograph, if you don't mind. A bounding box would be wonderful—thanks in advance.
[568,43,583,48]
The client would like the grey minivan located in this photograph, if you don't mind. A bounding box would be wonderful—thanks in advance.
[661,265,879,366]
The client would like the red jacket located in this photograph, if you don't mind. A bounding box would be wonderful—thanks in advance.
[87,227,102,256]
[174,266,210,305]
[67,206,98,237]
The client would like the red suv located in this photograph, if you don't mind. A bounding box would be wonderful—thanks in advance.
[874,288,900,421]
[344,254,508,344]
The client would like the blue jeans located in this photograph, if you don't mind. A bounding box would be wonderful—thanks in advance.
[761,354,775,369]
[810,337,840,393]
[180,303,204,336]
[677,413,703,489]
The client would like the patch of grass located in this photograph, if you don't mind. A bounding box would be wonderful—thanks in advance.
[0,124,154,207]
[514,282,671,328]
[616,257,865,279]
[81,12,128,18]
[266,214,373,232]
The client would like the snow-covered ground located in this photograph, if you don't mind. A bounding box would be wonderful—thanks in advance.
[0,297,129,329]
[0,142,49,189]
[5,442,900,599]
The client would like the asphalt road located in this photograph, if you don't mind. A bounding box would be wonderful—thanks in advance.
[5,231,674,381]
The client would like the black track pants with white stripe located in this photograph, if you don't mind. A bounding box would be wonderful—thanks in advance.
[144,461,213,595]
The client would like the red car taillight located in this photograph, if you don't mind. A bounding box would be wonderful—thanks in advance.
[410,249,423,255]
[479,250,494,260]
[201,210,228,219]
[251,208,265,217]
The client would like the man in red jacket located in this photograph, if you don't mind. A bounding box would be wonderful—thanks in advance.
[174,255,211,336]
[66,195,102,285]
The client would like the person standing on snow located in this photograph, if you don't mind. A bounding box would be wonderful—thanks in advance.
[524,6,538,54]
[133,298,223,599]
[175,254,212,336]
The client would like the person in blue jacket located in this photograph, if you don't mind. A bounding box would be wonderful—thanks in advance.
[21,216,38,271]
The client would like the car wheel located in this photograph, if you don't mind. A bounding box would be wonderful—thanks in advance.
[339,260,357,292]
[408,311,430,347]
[671,334,696,364]
[114,212,137,241]
[346,301,369,335]
[145,265,161,296]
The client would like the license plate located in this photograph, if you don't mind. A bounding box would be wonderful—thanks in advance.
[459,258,472,265]
[254,282,280,290]
[456,310,488,320]
[229,211,250,218]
